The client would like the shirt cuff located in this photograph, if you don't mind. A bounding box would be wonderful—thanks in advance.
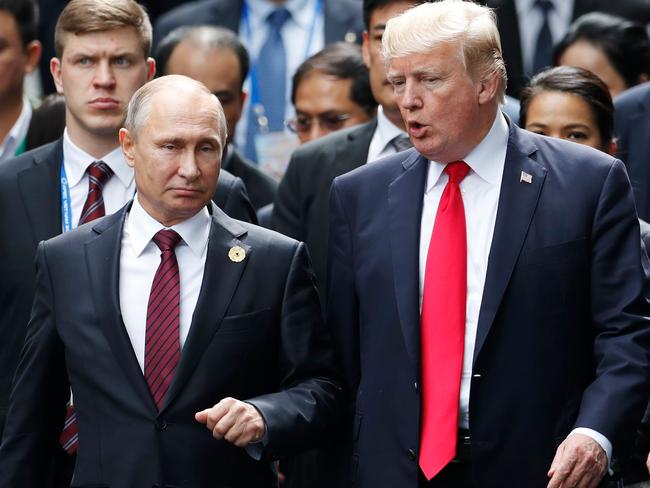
[570,427,613,474]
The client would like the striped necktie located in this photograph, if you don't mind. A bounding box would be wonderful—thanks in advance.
[78,161,113,225]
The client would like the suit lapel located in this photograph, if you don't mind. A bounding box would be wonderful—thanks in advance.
[85,204,158,414]
[626,99,650,216]
[473,126,547,364]
[17,139,63,245]
[330,120,376,177]
[388,151,428,372]
[162,203,249,410]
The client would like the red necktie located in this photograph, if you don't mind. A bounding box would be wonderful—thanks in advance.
[59,161,114,454]
[78,161,113,225]
[419,161,470,480]
[145,229,182,410]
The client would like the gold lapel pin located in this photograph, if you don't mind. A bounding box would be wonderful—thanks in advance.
[520,171,533,184]
[228,246,246,263]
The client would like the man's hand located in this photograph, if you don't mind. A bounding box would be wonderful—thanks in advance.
[547,433,607,488]
[195,397,265,447]
[645,451,650,475]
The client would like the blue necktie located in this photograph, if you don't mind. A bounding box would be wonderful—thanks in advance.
[532,0,554,75]
[244,7,291,162]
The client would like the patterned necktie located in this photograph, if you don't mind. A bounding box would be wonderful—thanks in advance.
[78,161,113,225]
[391,135,413,152]
[532,0,554,75]
[419,161,470,480]
[145,229,183,410]
[59,160,114,454]
[244,7,291,161]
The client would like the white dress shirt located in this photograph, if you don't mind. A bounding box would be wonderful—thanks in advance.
[0,96,32,161]
[366,106,408,163]
[62,128,136,228]
[119,195,211,372]
[417,111,612,463]
[235,0,325,149]
[514,0,574,75]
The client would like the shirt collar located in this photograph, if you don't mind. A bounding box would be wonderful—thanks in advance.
[127,194,211,258]
[246,0,313,29]
[0,96,32,156]
[62,128,134,188]
[425,111,509,193]
[514,0,573,20]
[376,105,408,152]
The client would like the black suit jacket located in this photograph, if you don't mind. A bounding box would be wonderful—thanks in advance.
[224,146,278,210]
[614,82,650,221]
[327,120,650,487]
[487,0,650,98]
[0,202,342,487]
[153,0,363,48]
[0,138,255,438]
[272,120,375,304]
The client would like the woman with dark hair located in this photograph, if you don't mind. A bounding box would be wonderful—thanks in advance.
[520,65,650,488]
[555,12,650,98]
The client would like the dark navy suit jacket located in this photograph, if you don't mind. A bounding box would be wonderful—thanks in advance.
[327,119,650,487]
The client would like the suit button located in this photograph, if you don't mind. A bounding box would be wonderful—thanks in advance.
[408,448,417,461]
[473,373,482,378]
[414,381,419,392]
[157,420,167,431]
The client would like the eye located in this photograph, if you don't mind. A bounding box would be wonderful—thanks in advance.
[113,57,129,66]
[77,57,92,66]
[162,143,176,151]
[529,129,548,136]
[567,131,587,141]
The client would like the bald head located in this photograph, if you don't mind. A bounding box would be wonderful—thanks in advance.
[124,75,228,146]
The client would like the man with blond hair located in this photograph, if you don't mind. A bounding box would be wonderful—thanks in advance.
[327,1,650,487]
[0,75,342,487]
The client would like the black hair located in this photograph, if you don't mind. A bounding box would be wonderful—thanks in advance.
[291,42,377,116]
[155,25,250,89]
[519,65,614,145]
[363,0,425,30]
[25,94,66,151]
[0,0,38,47]
[555,12,650,90]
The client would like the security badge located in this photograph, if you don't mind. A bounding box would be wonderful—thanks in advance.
[520,171,533,184]
[228,246,246,263]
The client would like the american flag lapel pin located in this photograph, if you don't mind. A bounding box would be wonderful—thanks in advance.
[520,171,533,184]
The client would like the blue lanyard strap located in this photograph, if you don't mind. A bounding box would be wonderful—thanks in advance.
[60,160,73,232]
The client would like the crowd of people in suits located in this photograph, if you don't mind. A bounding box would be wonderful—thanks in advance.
[2,0,650,487]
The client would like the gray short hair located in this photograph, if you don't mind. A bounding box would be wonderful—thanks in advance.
[382,0,507,103]
[124,74,228,144]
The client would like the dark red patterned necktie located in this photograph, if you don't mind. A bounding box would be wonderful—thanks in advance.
[419,161,470,480]
[145,229,182,410]
[78,161,113,225]
[59,161,114,455]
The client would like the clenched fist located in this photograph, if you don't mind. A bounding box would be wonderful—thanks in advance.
[196,397,266,447]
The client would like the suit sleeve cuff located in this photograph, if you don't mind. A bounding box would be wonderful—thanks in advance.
[570,427,613,474]
[244,403,269,461]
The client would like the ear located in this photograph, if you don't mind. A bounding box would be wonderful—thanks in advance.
[23,40,42,74]
[119,128,136,168]
[477,74,500,106]
[146,57,156,81]
[50,57,64,95]
[361,30,370,68]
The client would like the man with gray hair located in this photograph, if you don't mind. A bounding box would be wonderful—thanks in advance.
[0,74,342,488]
[327,1,650,487]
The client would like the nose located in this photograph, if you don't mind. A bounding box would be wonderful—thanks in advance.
[399,80,422,111]
[178,149,201,181]
[93,60,116,89]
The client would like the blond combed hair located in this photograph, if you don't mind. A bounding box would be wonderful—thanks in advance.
[382,0,507,103]
[54,0,152,58]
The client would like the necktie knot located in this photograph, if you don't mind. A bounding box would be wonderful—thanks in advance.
[444,161,470,185]
[535,0,553,14]
[152,229,182,253]
[86,160,113,187]
[391,135,413,152]
[267,7,291,30]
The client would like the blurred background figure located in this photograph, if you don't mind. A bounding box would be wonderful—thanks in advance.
[24,92,64,151]
[287,42,376,145]
[156,25,278,210]
[519,64,650,488]
[486,0,650,98]
[155,0,364,164]
[615,81,650,222]
[0,0,41,161]
[555,12,650,98]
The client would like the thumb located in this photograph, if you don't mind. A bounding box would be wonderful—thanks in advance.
[195,409,209,423]
[548,442,565,478]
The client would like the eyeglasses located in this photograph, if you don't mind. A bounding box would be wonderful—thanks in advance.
[285,108,368,134]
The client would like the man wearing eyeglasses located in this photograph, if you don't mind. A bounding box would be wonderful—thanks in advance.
[286,42,376,145]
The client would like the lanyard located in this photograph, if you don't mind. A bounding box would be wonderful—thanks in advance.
[60,160,73,233]
[242,0,322,116]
